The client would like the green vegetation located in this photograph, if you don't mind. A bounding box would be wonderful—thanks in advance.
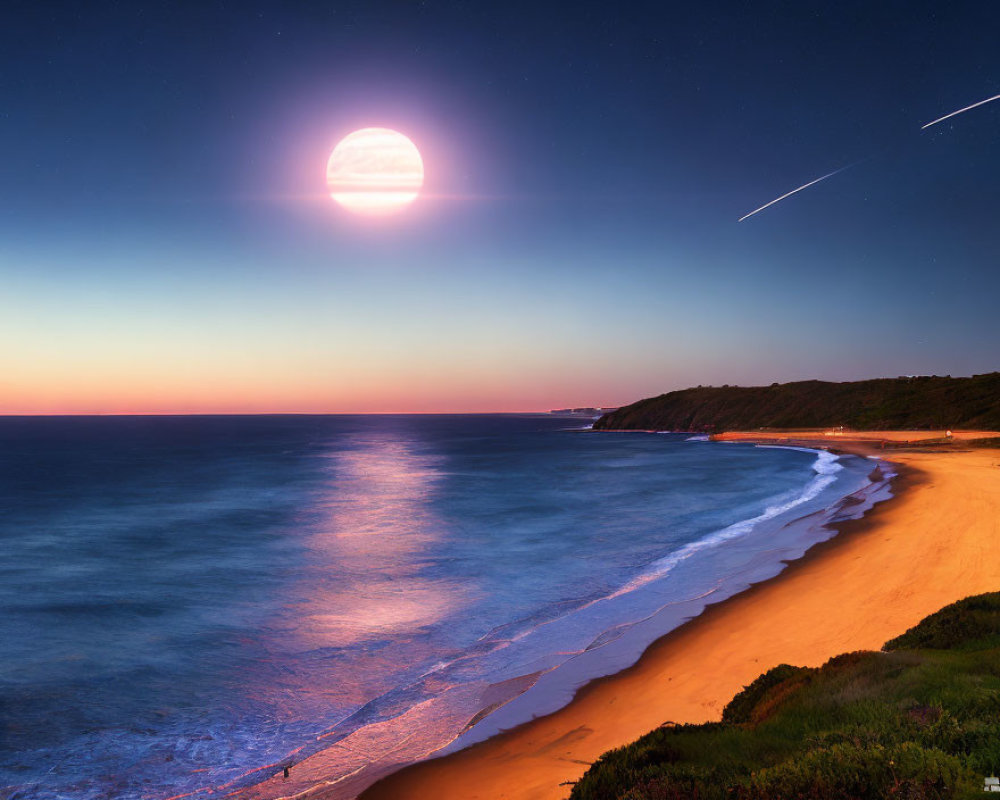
[593,373,1000,432]
[569,592,1000,800]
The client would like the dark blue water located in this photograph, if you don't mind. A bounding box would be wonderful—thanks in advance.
[0,415,880,799]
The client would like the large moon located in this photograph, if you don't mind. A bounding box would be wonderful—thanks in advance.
[326,128,424,215]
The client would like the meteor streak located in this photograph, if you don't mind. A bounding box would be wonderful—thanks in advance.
[738,165,852,222]
[921,93,1000,129]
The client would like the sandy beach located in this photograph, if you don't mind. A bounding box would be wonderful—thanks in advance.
[359,431,1000,800]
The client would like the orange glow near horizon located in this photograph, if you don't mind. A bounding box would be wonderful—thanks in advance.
[0,366,629,415]
[0,273,661,416]
[326,128,424,215]
[0,378,628,415]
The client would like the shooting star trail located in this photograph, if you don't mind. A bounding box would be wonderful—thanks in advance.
[921,93,1000,129]
[738,164,853,222]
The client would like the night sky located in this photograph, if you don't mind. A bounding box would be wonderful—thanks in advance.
[2,1,999,413]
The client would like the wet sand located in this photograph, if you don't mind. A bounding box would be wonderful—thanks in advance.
[359,431,1000,800]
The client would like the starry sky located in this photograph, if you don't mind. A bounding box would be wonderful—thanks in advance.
[2,1,999,413]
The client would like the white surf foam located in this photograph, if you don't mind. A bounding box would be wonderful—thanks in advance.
[606,448,842,599]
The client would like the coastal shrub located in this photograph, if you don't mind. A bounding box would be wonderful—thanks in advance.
[885,592,1000,651]
[571,724,746,800]
[570,592,1000,800]
[920,713,1000,775]
[742,742,968,800]
[722,663,812,724]
[618,765,731,800]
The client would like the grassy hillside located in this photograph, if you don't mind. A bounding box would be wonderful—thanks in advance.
[569,592,1000,800]
[593,373,1000,432]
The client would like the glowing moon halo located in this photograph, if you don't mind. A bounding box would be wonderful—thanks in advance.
[326,128,424,215]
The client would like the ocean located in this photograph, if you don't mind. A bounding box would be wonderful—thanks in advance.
[0,415,891,800]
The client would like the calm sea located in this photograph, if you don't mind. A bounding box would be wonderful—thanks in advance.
[0,415,887,799]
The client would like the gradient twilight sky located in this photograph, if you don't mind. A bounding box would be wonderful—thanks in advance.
[2,1,999,413]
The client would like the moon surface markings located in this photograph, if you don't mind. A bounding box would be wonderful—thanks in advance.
[327,128,425,215]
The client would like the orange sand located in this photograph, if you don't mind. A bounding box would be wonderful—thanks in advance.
[359,431,1000,800]
[714,429,997,444]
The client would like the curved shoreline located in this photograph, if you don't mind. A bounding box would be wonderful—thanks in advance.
[435,443,885,753]
[357,434,1000,800]
[231,437,877,800]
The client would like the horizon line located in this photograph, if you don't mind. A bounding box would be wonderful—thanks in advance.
[0,409,595,418]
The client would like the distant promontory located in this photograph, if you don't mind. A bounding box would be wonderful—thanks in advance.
[593,373,1000,432]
